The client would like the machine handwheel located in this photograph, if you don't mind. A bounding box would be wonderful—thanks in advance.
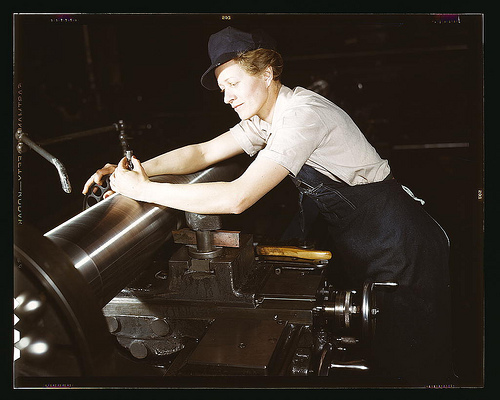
[361,281,398,340]
[83,174,111,210]
[361,282,377,340]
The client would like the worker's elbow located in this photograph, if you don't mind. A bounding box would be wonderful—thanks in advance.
[224,181,262,215]
[229,195,252,215]
[231,205,246,215]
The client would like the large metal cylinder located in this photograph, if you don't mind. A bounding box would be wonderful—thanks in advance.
[44,162,242,307]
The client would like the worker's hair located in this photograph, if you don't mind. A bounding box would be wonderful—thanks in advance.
[234,48,283,82]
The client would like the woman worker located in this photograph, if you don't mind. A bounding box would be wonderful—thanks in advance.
[83,26,453,385]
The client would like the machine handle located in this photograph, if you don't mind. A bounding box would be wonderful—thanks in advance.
[330,359,369,371]
[255,245,332,260]
[15,129,72,193]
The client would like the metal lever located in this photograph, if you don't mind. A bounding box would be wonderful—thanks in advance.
[15,129,72,193]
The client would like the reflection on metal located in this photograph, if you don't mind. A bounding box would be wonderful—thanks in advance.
[44,162,242,306]
[73,205,158,270]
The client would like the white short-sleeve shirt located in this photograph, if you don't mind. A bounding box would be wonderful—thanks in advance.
[229,85,391,185]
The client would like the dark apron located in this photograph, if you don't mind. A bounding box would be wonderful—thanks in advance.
[289,164,454,384]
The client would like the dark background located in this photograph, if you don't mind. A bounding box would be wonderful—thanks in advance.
[13,13,484,386]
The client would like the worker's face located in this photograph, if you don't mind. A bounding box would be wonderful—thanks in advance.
[215,60,274,121]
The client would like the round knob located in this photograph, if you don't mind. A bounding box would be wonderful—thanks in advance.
[150,318,170,337]
[129,341,148,359]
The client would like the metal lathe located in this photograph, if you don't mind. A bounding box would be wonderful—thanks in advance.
[14,161,395,386]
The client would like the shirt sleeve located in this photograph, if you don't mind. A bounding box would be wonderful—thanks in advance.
[257,107,328,176]
[229,117,267,157]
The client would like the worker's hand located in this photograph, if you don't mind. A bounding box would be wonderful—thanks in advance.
[82,163,117,196]
[109,156,150,201]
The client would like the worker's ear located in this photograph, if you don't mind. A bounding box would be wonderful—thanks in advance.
[262,66,273,87]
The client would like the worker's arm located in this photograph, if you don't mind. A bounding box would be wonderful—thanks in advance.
[141,131,244,176]
[110,154,290,215]
[82,131,243,195]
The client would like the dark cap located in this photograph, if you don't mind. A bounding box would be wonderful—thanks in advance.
[200,26,277,90]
